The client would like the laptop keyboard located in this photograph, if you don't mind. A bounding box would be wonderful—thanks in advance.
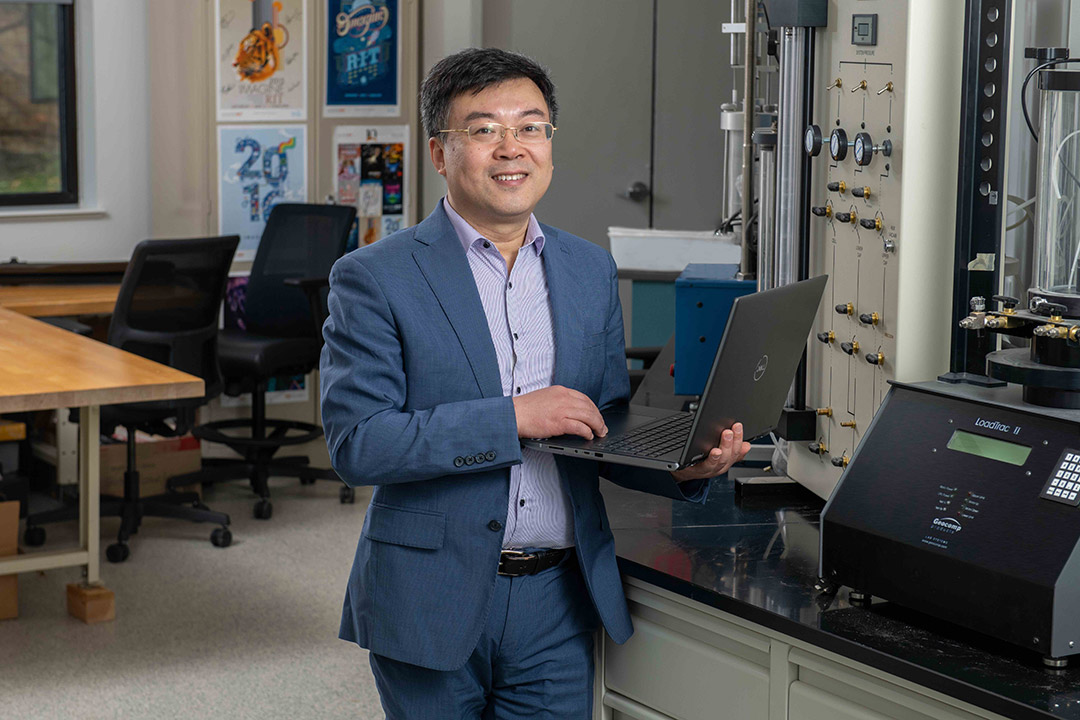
[589,413,694,459]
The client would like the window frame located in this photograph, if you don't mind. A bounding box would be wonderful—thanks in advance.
[0,1,78,207]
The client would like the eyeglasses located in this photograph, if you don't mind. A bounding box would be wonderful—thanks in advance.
[438,121,557,144]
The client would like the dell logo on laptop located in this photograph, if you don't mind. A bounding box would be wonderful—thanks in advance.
[754,355,769,382]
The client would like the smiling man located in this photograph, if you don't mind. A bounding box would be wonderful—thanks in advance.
[320,48,750,719]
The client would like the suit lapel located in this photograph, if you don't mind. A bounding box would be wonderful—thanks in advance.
[412,206,503,399]
[541,227,582,389]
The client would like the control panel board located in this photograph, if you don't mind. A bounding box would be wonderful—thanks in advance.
[788,0,964,499]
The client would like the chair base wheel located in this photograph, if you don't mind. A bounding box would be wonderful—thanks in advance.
[24,526,46,547]
[340,486,355,504]
[210,527,232,547]
[106,543,130,563]
[299,475,316,486]
[254,500,273,520]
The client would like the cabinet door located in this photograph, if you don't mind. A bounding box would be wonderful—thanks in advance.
[790,681,895,720]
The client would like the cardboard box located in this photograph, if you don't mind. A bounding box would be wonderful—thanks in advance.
[0,500,19,621]
[100,434,202,498]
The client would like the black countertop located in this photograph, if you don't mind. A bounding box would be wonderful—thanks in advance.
[602,477,1080,720]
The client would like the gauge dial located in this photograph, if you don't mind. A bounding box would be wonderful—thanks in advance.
[805,125,822,157]
[829,128,849,161]
[854,132,874,166]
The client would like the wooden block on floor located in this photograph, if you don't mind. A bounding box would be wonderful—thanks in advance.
[66,583,115,624]
[0,574,17,620]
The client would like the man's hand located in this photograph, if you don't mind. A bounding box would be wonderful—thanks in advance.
[513,386,608,440]
[671,422,751,483]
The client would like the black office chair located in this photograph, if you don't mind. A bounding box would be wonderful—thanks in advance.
[168,203,357,520]
[24,236,240,562]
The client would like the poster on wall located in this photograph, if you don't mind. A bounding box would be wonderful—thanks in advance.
[216,0,307,121]
[219,125,308,260]
[324,0,401,118]
[220,272,309,406]
[333,124,408,249]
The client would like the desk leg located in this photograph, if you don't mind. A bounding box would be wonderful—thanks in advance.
[67,405,115,623]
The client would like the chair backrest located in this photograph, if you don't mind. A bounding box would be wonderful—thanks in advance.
[243,203,357,338]
[108,235,239,405]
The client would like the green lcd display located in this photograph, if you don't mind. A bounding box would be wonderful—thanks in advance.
[946,429,1032,466]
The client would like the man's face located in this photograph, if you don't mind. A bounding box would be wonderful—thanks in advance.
[429,77,554,229]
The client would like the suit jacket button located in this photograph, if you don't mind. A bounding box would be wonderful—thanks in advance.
[488,520,503,532]
[454,456,465,467]
[474,453,486,464]
[485,451,496,462]
[465,456,475,466]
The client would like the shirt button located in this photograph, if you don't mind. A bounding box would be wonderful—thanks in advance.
[519,499,525,507]
[483,241,490,248]
[508,281,513,289]
[515,387,521,394]
[488,520,503,532]
[513,332,519,340]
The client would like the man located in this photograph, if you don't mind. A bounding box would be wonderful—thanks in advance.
[320,48,750,719]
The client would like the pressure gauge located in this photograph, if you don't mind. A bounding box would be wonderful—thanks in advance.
[805,125,822,157]
[854,132,873,166]
[829,128,849,161]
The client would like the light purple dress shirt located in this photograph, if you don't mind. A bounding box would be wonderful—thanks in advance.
[443,198,574,549]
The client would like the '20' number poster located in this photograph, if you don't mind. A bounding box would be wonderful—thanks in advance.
[218,125,308,260]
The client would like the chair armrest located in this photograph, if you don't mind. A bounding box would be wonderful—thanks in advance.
[284,276,331,339]
[625,345,663,369]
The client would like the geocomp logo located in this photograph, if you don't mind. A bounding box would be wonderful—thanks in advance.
[931,517,962,534]
[754,354,769,382]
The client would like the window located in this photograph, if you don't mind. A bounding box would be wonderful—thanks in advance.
[0,0,77,206]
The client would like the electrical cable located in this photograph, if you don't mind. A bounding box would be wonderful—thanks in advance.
[1022,57,1079,142]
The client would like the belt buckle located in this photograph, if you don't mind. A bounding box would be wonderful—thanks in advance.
[498,549,537,576]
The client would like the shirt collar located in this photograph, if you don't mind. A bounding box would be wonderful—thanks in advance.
[443,197,546,256]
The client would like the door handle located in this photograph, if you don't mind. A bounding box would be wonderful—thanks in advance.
[619,181,650,203]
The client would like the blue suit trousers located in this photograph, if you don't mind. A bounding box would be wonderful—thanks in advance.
[369,554,598,719]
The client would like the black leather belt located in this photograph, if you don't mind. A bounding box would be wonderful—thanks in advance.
[498,548,572,577]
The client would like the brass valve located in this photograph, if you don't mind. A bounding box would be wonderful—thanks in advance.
[831,454,850,468]
[816,407,833,417]
[827,77,843,90]
[816,330,836,344]
[984,315,1025,330]
[865,351,884,366]
[840,340,860,356]
[876,81,894,95]
[811,204,833,218]
[1071,326,1080,343]
[959,313,986,330]
[808,441,828,456]
[858,312,880,326]
[835,303,854,316]
[859,216,883,232]
[852,186,871,198]
[827,181,847,194]
[850,79,868,93]
[840,420,857,429]
[834,210,857,224]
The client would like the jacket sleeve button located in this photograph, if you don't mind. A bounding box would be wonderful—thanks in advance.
[485,451,496,462]
[454,456,465,467]
[465,456,475,466]
[488,520,503,532]
[474,453,486,464]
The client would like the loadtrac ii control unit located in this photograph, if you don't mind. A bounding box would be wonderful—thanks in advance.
[821,380,1080,665]
[786,0,966,499]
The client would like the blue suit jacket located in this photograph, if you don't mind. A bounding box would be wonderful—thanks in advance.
[320,204,708,671]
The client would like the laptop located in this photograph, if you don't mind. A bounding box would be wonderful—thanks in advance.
[522,275,828,471]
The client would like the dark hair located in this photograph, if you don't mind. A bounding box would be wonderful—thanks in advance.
[420,48,558,139]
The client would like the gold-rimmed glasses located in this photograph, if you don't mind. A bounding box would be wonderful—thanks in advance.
[437,121,557,144]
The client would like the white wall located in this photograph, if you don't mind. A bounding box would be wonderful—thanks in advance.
[0,0,151,263]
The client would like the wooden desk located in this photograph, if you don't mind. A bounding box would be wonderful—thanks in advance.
[0,284,120,317]
[0,308,202,621]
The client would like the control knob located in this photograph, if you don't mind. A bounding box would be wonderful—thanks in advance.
[852,186,871,198]
[811,205,832,218]
[827,181,847,194]
[808,441,828,455]
[815,330,835,344]
[834,210,857,224]
[835,303,853,316]
[859,217,883,232]
[840,340,860,356]
[858,312,880,326]
[831,455,850,468]
[865,351,885,366]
